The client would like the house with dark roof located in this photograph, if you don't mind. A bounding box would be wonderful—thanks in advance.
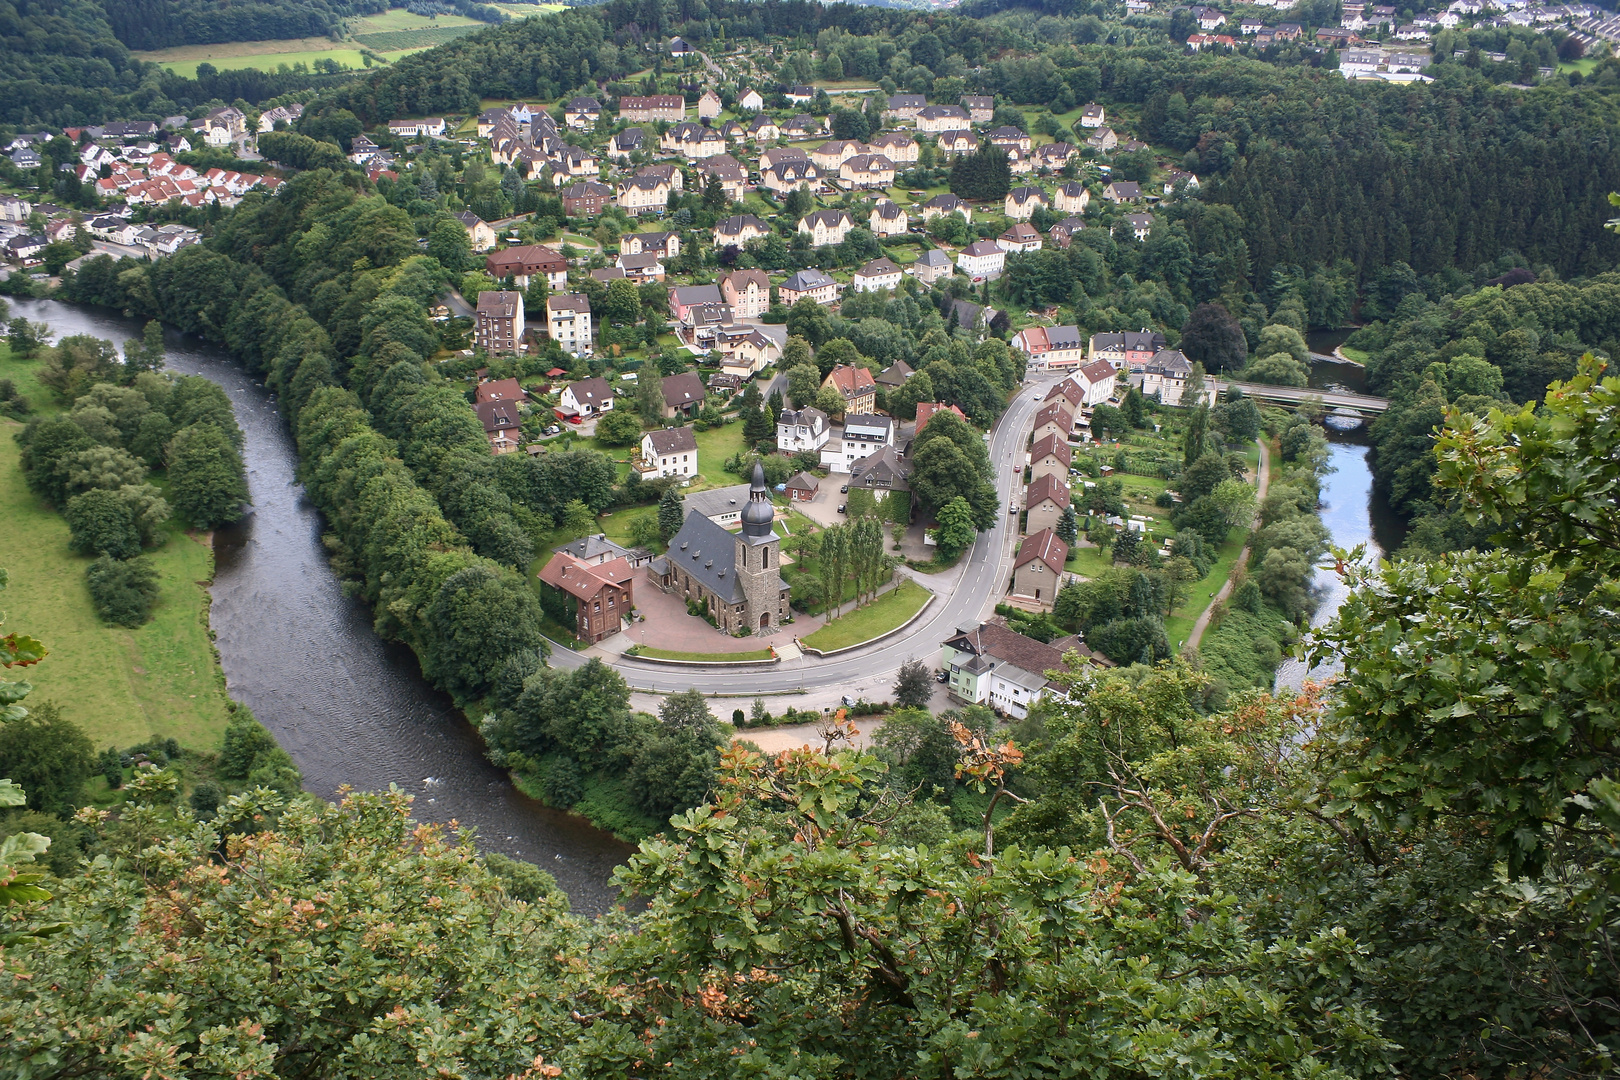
[558,376,614,417]
[661,372,708,418]
[941,622,1067,717]
[779,268,838,306]
[1024,473,1072,536]
[474,398,523,454]
[1011,528,1069,606]
[784,472,819,501]
[848,446,910,506]
[1030,433,1073,481]
[1142,348,1195,401]
[639,425,699,478]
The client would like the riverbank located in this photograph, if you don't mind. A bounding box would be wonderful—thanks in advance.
[0,425,234,750]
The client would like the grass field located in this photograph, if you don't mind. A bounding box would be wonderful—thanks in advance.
[631,645,775,662]
[139,47,372,79]
[353,25,483,51]
[802,580,930,652]
[0,428,233,752]
[0,342,59,417]
[1163,527,1245,649]
[352,9,483,31]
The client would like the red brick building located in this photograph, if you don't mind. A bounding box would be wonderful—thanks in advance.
[538,554,635,643]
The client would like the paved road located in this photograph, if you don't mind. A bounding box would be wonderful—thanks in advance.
[550,372,1064,698]
[1216,379,1389,414]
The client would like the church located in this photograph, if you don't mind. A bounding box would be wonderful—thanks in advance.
[651,464,791,634]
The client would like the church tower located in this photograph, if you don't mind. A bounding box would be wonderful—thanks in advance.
[736,462,783,632]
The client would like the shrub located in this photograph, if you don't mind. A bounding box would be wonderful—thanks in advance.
[84,555,160,627]
[483,851,563,904]
[65,489,143,559]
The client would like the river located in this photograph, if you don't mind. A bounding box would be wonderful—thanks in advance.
[11,298,632,915]
[1273,358,1405,690]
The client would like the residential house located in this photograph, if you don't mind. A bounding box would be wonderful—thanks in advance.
[1085,127,1119,151]
[1079,103,1107,128]
[1054,181,1091,215]
[915,105,971,132]
[746,115,780,142]
[1024,473,1072,536]
[777,406,831,454]
[848,446,910,504]
[1142,348,1197,402]
[987,126,1033,153]
[1075,359,1120,405]
[640,426,699,479]
[934,129,977,156]
[911,248,954,284]
[669,35,694,54]
[1012,325,1085,370]
[823,364,878,415]
[1011,528,1069,606]
[618,95,686,123]
[869,199,908,236]
[1046,379,1087,411]
[486,245,568,289]
[260,104,307,132]
[998,223,1043,253]
[1030,433,1073,482]
[962,95,995,123]
[1104,181,1143,202]
[716,326,781,377]
[546,294,594,357]
[554,144,599,177]
[475,378,526,405]
[669,283,725,323]
[1124,213,1154,241]
[825,413,894,472]
[712,213,771,248]
[784,85,815,104]
[956,239,1006,282]
[1191,5,1224,29]
[562,180,613,217]
[696,156,748,201]
[784,472,819,501]
[558,375,613,417]
[618,174,673,214]
[650,467,790,635]
[0,196,32,221]
[1315,26,1362,44]
[622,230,680,259]
[1240,17,1267,33]
[661,372,708,418]
[1034,141,1075,172]
[1274,22,1303,39]
[1029,400,1076,446]
[1089,329,1166,369]
[811,139,865,171]
[1004,186,1047,220]
[1186,32,1239,48]
[915,402,966,429]
[698,89,723,119]
[680,302,735,351]
[450,211,497,252]
[840,153,895,190]
[851,256,903,292]
[474,398,523,453]
[1162,170,1200,196]
[1005,147,1036,176]
[760,146,809,171]
[869,132,918,164]
[920,193,971,221]
[884,94,928,120]
[475,290,525,355]
[739,89,765,112]
[779,268,839,306]
[684,482,754,526]
[781,114,822,138]
[714,268,768,318]
[615,251,665,281]
[539,552,634,644]
[565,97,601,129]
[876,360,914,389]
[609,128,645,161]
[761,158,822,194]
[941,622,1068,718]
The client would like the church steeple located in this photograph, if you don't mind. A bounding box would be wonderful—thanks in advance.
[741,461,774,542]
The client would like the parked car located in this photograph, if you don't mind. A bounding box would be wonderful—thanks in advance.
[840,484,849,493]
[837,504,847,514]
[936,669,949,683]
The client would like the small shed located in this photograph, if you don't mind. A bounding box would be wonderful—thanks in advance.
[784,472,820,502]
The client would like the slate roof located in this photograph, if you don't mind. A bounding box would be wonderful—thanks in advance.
[942,622,1067,685]
[664,510,789,603]
[644,426,699,455]
[662,372,707,408]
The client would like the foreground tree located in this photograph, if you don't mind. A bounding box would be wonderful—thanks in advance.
[892,657,935,709]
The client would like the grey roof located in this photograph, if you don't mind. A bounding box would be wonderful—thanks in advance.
[782,269,835,292]
[555,534,632,561]
[685,482,754,520]
[916,249,952,268]
[664,510,788,604]
[1146,349,1192,375]
[671,284,724,307]
[842,414,892,440]
[849,445,909,491]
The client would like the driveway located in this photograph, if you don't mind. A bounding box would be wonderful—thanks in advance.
[795,480,850,528]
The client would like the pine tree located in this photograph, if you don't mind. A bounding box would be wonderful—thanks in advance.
[1056,504,1079,546]
[658,487,685,541]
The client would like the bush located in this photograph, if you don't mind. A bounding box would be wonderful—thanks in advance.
[0,702,95,816]
[65,490,143,559]
[189,781,222,819]
[217,707,303,795]
[483,851,563,904]
[84,555,160,627]
[539,754,583,808]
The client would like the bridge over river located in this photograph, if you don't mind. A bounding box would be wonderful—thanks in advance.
[1216,365,1391,415]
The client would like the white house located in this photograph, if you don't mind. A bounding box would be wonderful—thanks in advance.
[822,414,894,473]
[559,375,613,416]
[777,406,831,454]
[940,622,1070,720]
[1074,359,1118,405]
[547,294,595,357]
[1079,103,1106,128]
[850,257,903,293]
[739,89,765,112]
[640,427,699,479]
[956,240,1006,282]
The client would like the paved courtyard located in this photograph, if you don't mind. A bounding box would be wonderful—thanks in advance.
[609,563,827,655]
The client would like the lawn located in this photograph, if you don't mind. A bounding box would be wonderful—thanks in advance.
[140,48,372,78]
[801,580,930,652]
[692,421,748,487]
[1163,526,1245,650]
[0,428,233,751]
[630,645,774,662]
[1339,346,1372,364]
[0,341,59,416]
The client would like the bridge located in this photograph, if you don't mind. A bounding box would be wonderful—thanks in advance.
[1215,377,1390,415]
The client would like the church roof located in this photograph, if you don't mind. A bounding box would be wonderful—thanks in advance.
[664,509,790,603]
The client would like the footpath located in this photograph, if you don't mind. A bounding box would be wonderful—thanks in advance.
[1186,436,1272,651]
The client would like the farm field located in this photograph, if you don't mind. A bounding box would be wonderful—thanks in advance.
[137,46,372,79]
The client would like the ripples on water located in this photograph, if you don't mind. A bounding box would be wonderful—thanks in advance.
[15,299,630,915]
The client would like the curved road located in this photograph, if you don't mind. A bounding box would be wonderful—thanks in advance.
[551,371,1064,697]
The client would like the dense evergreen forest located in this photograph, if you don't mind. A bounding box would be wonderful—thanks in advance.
[102,0,390,50]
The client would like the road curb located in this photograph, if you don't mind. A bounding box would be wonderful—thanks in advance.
[799,592,937,658]
[620,652,781,668]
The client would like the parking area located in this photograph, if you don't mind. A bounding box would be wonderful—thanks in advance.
[793,476,853,528]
